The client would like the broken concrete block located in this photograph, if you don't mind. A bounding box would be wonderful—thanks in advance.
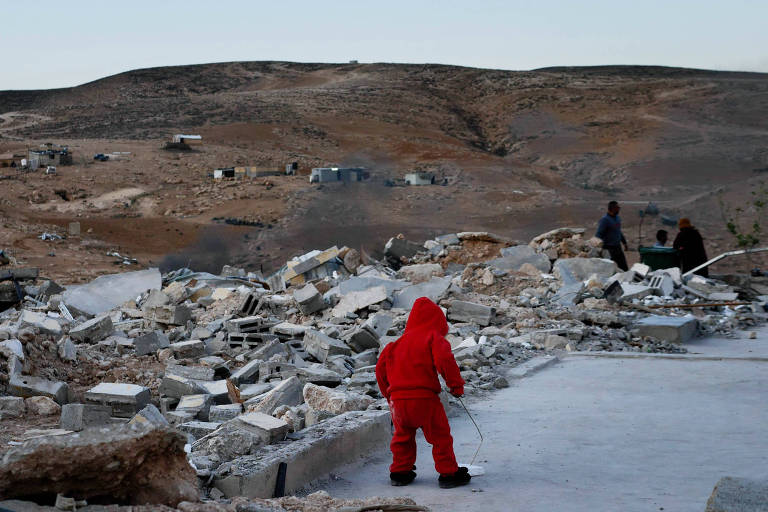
[709,292,739,301]
[303,329,352,362]
[250,338,290,361]
[128,404,169,427]
[259,360,297,382]
[209,404,243,422]
[166,410,197,425]
[214,410,390,498]
[84,382,150,417]
[397,263,444,284]
[134,330,170,356]
[175,394,214,421]
[69,315,114,343]
[245,376,304,415]
[235,412,290,444]
[352,349,378,369]
[24,396,61,416]
[491,245,551,273]
[63,268,162,317]
[227,316,267,334]
[303,383,374,414]
[17,310,62,336]
[331,286,389,317]
[142,289,170,310]
[448,300,495,326]
[197,380,230,403]
[0,423,197,506]
[0,396,26,419]
[391,277,451,309]
[271,322,310,337]
[231,359,262,385]
[57,337,77,362]
[620,283,653,301]
[630,262,651,279]
[705,476,768,512]
[345,326,379,353]
[293,283,326,315]
[170,339,205,359]
[304,408,335,427]
[240,382,274,400]
[530,332,569,350]
[165,364,215,381]
[554,258,619,285]
[148,305,191,326]
[384,237,422,266]
[363,312,393,338]
[635,315,698,344]
[0,338,24,360]
[649,274,675,297]
[297,364,343,387]
[178,420,222,440]
[9,375,69,404]
[60,403,112,431]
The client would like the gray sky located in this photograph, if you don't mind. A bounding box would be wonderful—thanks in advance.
[3,0,767,90]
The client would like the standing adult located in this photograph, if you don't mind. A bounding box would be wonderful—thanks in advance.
[673,218,709,277]
[596,200,629,271]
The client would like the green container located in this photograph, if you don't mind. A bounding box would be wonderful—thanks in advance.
[638,246,679,271]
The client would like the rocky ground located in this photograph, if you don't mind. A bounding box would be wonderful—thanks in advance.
[0,226,765,509]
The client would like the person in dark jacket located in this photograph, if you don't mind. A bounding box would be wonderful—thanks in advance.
[596,200,629,270]
[673,218,709,277]
[375,297,471,489]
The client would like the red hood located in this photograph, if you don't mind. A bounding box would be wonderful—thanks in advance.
[404,297,448,337]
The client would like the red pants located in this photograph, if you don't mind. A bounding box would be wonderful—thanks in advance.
[389,396,459,475]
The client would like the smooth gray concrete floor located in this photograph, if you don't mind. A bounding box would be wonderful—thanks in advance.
[323,326,768,511]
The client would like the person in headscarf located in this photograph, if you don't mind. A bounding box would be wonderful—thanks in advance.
[673,218,709,277]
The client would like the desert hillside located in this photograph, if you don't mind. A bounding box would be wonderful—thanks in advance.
[1,62,766,278]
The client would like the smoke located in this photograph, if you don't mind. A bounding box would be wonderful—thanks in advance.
[159,226,235,274]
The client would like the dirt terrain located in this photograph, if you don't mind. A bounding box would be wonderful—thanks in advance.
[1,62,766,282]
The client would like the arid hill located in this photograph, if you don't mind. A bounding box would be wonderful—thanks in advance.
[0,62,766,277]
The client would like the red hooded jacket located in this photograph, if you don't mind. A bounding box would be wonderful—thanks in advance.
[376,297,465,400]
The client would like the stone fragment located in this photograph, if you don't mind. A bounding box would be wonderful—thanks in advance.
[69,315,114,343]
[17,310,61,336]
[178,421,222,440]
[271,322,310,337]
[345,326,379,353]
[635,315,698,344]
[620,283,653,301]
[245,376,304,415]
[63,268,162,317]
[530,332,569,350]
[0,423,197,506]
[490,245,551,273]
[397,263,444,284]
[84,382,150,417]
[630,262,651,278]
[147,305,191,326]
[448,300,495,326]
[24,396,61,416]
[170,339,205,359]
[293,283,327,315]
[235,412,290,444]
[175,394,214,421]
[60,403,112,431]
[303,329,352,362]
[57,337,77,362]
[128,404,169,427]
[297,364,343,387]
[331,286,389,317]
[553,258,619,285]
[392,276,452,310]
[304,408,336,427]
[706,476,768,512]
[231,359,262,385]
[0,396,25,419]
[303,383,374,414]
[134,330,170,356]
[9,375,69,404]
[209,404,243,422]
[384,237,422,266]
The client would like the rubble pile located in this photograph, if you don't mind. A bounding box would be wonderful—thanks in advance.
[0,227,765,507]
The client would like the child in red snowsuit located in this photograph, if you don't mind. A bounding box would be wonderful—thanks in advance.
[375,297,471,488]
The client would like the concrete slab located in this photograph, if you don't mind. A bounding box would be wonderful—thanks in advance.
[324,329,768,511]
[84,382,150,417]
[636,315,698,343]
[63,268,161,317]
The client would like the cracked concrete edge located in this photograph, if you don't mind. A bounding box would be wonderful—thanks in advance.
[505,355,560,380]
[564,351,768,362]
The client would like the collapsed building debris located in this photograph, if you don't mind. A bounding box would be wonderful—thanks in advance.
[0,226,764,507]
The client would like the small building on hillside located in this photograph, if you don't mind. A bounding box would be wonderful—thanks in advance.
[0,153,19,168]
[172,134,202,145]
[309,167,365,183]
[28,144,72,167]
[404,172,435,185]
